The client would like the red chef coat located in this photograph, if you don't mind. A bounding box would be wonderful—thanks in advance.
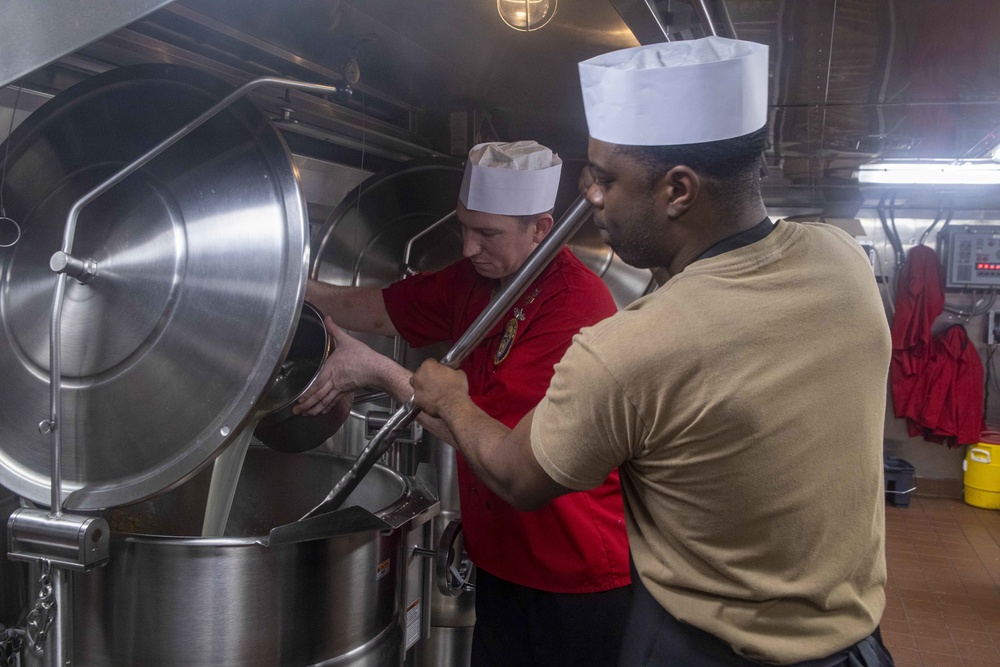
[904,325,984,446]
[383,247,631,593]
[890,245,983,445]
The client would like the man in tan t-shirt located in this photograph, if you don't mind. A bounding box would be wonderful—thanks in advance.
[408,37,894,666]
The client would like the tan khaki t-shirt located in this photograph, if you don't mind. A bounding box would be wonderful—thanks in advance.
[531,220,891,664]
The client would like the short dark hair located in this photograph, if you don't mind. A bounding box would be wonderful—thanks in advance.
[615,125,769,180]
[614,125,769,206]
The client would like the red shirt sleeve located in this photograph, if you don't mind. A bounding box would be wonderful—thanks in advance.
[381,261,476,348]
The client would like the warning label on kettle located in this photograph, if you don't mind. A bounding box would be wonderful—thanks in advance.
[376,558,391,580]
[405,598,421,650]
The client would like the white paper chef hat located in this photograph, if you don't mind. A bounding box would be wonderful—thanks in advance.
[459,141,563,216]
[579,36,769,146]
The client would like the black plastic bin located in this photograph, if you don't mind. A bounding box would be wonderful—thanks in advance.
[884,455,916,507]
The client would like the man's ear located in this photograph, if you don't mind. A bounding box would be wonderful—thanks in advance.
[532,213,555,243]
[655,166,699,218]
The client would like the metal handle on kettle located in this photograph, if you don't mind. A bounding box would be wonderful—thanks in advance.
[300,196,596,520]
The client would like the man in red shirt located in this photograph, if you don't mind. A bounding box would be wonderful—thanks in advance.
[297,140,631,666]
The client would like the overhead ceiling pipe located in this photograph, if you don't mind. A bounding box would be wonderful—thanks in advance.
[709,0,739,38]
[642,0,673,40]
[960,122,1000,161]
[644,0,737,41]
[691,0,739,39]
[691,0,718,36]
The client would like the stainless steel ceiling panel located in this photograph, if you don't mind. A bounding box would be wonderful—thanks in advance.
[0,0,178,88]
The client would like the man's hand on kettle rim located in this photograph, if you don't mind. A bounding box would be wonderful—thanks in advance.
[293,317,374,416]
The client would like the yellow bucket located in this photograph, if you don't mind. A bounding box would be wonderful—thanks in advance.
[964,443,1000,510]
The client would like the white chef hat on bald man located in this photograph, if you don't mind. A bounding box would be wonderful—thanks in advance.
[579,36,769,147]
[459,141,563,216]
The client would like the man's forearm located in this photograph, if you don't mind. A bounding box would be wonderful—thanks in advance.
[409,360,571,511]
[306,281,399,337]
[435,403,570,511]
[434,398,525,506]
[370,356,459,444]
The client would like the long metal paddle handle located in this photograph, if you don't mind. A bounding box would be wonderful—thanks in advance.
[301,196,595,519]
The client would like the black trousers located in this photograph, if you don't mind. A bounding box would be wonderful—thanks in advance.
[618,563,895,667]
[470,567,633,667]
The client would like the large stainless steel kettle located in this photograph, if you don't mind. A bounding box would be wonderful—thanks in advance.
[53,446,437,667]
[0,64,434,667]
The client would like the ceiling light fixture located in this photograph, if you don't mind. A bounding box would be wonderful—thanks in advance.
[856,159,1000,186]
[497,0,557,31]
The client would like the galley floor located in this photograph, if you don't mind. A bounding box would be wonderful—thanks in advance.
[881,496,1000,665]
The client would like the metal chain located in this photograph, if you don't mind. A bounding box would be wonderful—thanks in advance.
[0,624,24,667]
[25,561,56,653]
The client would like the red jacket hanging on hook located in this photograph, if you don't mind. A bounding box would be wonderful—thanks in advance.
[890,245,984,446]
[890,245,944,416]
[905,325,984,445]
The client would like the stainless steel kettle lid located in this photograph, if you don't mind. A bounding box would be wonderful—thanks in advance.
[0,65,308,510]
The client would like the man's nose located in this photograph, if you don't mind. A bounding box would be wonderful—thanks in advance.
[463,235,481,258]
[586,183,604,208]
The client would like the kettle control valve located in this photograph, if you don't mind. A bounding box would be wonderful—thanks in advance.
[413,519,475,597]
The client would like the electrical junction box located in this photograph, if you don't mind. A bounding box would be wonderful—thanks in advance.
[989,311,1000,345]
[939,225,1000,291]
